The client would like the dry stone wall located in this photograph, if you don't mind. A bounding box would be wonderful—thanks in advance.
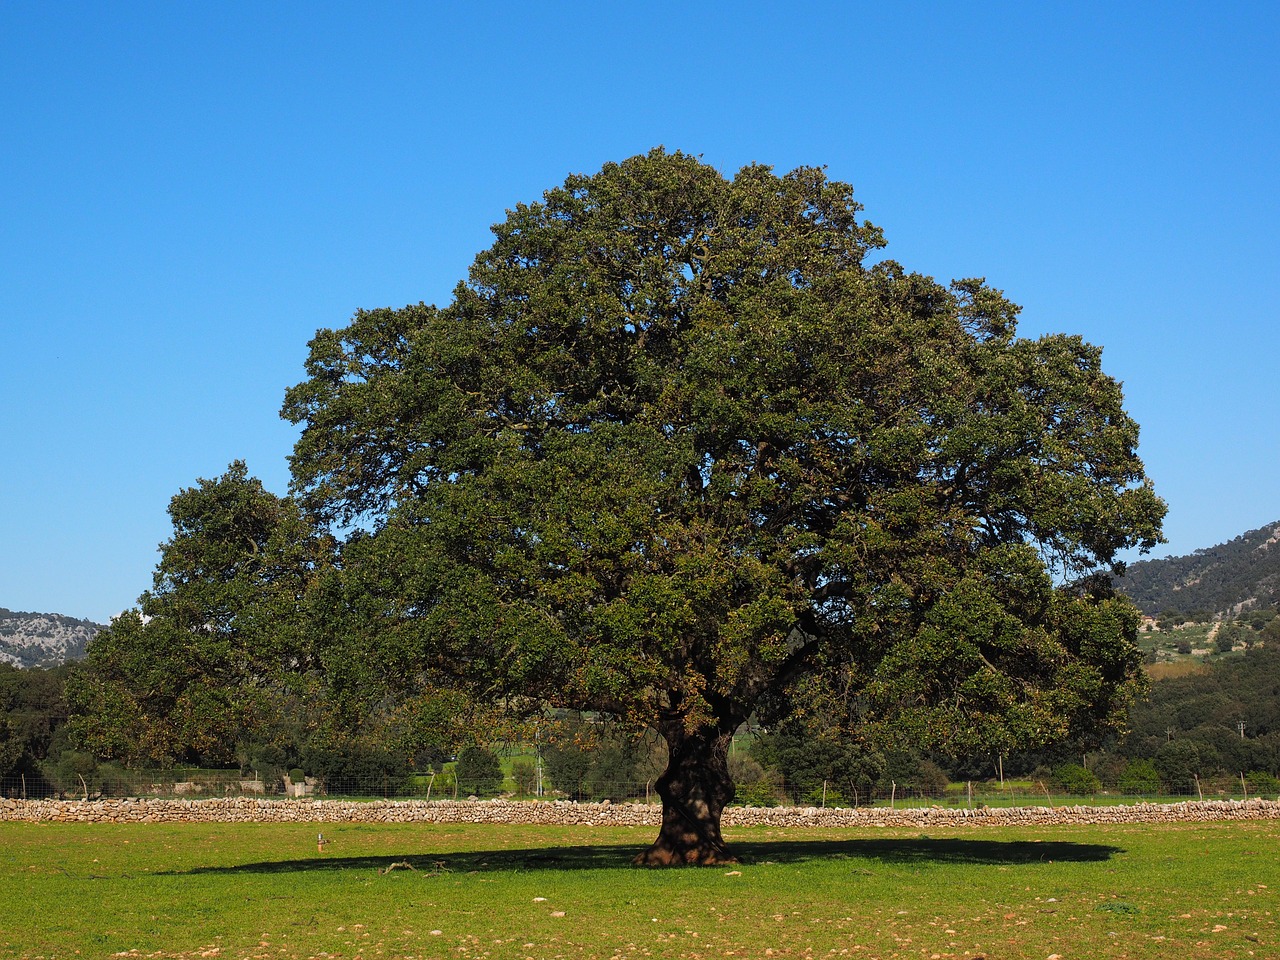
[3,796,1279,828]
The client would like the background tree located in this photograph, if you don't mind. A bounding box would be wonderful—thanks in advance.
[67,462,333,766]
[751,720,885,805]
[0,715,22,782]
[454,745,503,797]
[0,663,73,788]
[283,149,1165,864]
[543,738,593,801]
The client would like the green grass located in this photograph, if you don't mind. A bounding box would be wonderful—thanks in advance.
[2,819,1277,959]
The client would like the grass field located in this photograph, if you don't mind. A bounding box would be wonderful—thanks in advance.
[1,819,1277,960]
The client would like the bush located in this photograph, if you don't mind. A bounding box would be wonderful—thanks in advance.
[1052,763,1101,796]
[300,743,410,796]
[751,723,885,806]
[510,758,538,797]
[1154,740,1211,792]
[40,750,101,797]
[728,754,783,807]
[583,742,645,801]
[455,745,503,797]
[1117,758,1162,795]
[1245,770,1280,797]
[913,760,950,799]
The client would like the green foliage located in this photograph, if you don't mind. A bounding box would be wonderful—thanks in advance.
[0,662,74,783]
[1116,758,1162,794]
[1244,770,1280,796]
[300,741,410,795]
[752,720,887,805]
[65,462,334,766]
[1153,740,1210,790]
[510,757,537,797]
[0,714,22,780]
[1123,643,1280,778]
[727,753,784,806]
[1052,762,1102,796]
[37,750,132,798]
[455,745,503,797]
[913,760,951,799]
[282,149,1163,838]
[543,740,593,801]
[540,725,664,801]
[1119,522,1280,618]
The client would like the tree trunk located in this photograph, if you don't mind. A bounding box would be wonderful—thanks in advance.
[635,723,737,866]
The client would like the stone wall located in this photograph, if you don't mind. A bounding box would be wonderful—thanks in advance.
[3,796,1279,828]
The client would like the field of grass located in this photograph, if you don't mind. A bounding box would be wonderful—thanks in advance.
[1,818,1277,959]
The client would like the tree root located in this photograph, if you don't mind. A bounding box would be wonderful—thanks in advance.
[378,861,417,874]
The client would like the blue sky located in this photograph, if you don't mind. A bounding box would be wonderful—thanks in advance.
[3,2,1277,623]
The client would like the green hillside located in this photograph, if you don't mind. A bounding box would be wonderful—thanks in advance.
[1117,521,1280,617]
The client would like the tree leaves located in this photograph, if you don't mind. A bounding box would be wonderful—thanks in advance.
[282,148,1165,758]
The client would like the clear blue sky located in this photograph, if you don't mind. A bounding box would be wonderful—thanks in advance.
[3,2,1277,623]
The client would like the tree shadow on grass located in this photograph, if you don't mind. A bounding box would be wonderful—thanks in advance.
[734,836,1122,866]
[163,836,1120,876]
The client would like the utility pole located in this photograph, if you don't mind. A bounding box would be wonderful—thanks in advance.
[1237,720,1247,739]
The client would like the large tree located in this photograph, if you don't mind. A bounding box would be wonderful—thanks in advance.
[283,149,1165,864]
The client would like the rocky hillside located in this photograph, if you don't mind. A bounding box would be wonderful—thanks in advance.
[1118,521,1280,617]
[0,608,103,668]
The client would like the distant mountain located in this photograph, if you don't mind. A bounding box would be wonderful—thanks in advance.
[0,608,104,668]
[1117,521,1280,617]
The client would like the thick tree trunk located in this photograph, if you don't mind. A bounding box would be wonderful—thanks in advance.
[634,723,737,866]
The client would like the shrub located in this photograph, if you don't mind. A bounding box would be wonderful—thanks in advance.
[752,723,885,805]
[913,760,950,799]
[1245,770,1280,797]
[300,743,410,796]
[729,754,783,806]
[1154,740,1212,792]
[510,758,537,797]
[1053,763,1102,796]
[1117,758,1162,795]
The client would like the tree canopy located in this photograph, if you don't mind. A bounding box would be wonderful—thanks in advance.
[67,462,333,766]
[282,148,1165,863]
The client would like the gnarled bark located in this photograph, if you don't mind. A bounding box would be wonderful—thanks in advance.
[635,723,737,866]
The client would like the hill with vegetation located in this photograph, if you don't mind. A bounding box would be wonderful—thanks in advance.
[0,608,102,668]
[1117,521,1280,618]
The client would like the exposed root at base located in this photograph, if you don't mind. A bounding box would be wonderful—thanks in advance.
[633,845,739,868]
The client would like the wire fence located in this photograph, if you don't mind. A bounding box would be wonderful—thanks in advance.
[4,771,1276,807]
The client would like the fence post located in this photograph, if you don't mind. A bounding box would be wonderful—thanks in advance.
[1038,780,1054,809]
